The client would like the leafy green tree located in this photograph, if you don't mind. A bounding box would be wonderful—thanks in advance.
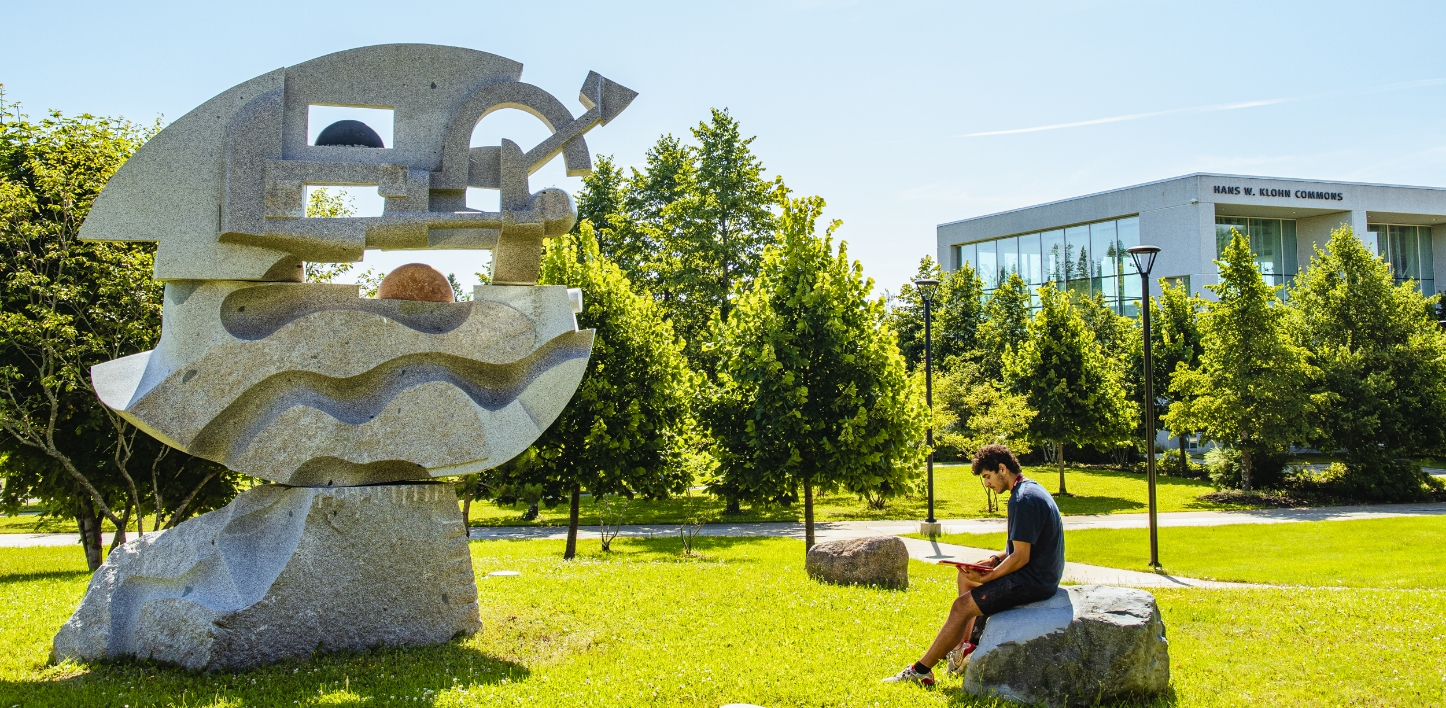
[1165,231,1314,491]
[493,222,697,558]
[976,273,1032,380]
[1288,226,1446,500]
[708,195,927,550]
[303,187,355,283]
[572,155,649,281]
[930,363,1036,459]
[1005,284,1135,494]
[889,257,985,370]
[1151,280,1205,475]
[0,99,239,568]
[1078,292,1142,464]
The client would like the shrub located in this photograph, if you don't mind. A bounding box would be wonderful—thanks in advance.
[1206,445,1290,490]
[1306,460,1443,503]
[1159,449,1208,480]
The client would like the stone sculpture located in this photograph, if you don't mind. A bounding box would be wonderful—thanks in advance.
[54,44,636,669]
[962,585,1170,707]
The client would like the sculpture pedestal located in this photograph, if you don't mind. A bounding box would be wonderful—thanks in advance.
[53,483,480,671]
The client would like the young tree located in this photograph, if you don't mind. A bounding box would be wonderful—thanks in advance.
[303,187,356,283]
[708,195,927,550]
[1288,226,1446,500]
[889,257,985,370]
[1005,284,1134,494]
[1165,231,1314,491]
[0,102,240,568]
[1151,280,1205,476]
[494,223,697,559]
[976,273,1032,380]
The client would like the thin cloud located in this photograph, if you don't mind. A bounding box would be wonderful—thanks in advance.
[958,77,1446,138]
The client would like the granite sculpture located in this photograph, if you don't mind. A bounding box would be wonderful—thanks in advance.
[55,43,637,669]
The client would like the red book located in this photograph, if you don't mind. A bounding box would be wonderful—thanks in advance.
[937,560,995,573]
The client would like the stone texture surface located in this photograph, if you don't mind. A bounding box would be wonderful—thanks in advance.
[963,585,1170,707]
[805,536,909,589]
[53,483,480,671]
[91,283,591,485]
[378,263,454,302]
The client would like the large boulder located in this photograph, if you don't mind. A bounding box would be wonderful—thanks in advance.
[964,585,1169,707]
[805,536,909,590]
[53,483,480,671]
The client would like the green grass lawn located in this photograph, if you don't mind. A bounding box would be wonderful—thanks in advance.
[930,515,1446,588]
[2,538,1444,707]
[462,464,1250,528]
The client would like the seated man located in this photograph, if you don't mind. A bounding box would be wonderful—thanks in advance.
[884,443,1065,685]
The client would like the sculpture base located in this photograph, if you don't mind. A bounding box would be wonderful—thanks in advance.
[918,521,942,536]
[53,483,480,671]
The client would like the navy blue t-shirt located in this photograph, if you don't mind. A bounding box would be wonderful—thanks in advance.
[1005,477,1065,587]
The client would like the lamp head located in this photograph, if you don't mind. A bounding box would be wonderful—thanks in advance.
[913,277,940,303]
[1126,245,1161,276]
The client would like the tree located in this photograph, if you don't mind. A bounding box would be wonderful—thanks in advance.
[1078,292,1141,465]
[708,195,927,550]
[493,222,697,559]
[303,187,356,283]
[931,363,1036,460]
[976,273,1032,380]
[1164,231,1314,492]
[1288,226,1446,500]
[1005,284,1134,494]
[0,99,240,569]
[1151,280,1205,476]
[889,257,985,370]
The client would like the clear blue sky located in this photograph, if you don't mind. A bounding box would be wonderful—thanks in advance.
[5,0,1446,294]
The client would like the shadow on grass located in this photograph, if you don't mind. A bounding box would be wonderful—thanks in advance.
[0,569,90,585]
[1054,496,1145,515]
[942,686,1178,707]
[0,639,528,706]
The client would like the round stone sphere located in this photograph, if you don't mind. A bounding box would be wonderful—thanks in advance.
[377,264,454,302]
[315,120,384,148]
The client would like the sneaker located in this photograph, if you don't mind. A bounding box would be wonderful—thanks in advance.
[945,642,976,674]
[882,665,935,686]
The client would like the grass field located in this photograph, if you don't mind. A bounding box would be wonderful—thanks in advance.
[928,515,1446,588]
[459,464,1253,528]
[1,537,1443,707]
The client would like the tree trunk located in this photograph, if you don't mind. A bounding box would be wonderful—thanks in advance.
[461,496,472,531]
[803,478,815,551]
[109,503,131,554]
[564,485,581,560]
[1057,441,1068,496]
[725,498,740,515]
[1178,434,1188,478]
[75,499,103,571]
[1240,443,1253,492]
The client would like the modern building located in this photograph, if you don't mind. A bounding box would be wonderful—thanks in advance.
[936,173,1446,315]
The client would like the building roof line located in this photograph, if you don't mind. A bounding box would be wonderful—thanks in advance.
[937,172,1446,228]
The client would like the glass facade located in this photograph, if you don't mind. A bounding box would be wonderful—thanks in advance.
[953,215,1143,315]
[1214,217,1298,290]
[1367,224,1436,294]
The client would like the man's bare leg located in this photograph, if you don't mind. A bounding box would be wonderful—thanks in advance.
[920,592,984,668]
[955,573,980,652]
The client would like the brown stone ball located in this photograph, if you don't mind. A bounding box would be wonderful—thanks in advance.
[377,263,454,303]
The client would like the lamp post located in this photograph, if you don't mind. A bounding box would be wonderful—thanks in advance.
[1125,245,1162,570]
[914,277,941,536]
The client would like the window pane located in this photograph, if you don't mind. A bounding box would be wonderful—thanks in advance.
[1019,232,1043,284]
[1091,220,1118,280]
[1249,218,1282,277]
[977,240,998,290]
[1421,227,1435,286]
[1216,217,1248,257]
[958,243,977,273]
[1117,217,1141,275]
[999,236,1019,283]
[1281,219,1298,278]
[1389,225,1416,282]
[1097,276,1119,313]
[1065,225,1090,282]
[1122,271,1142,302]
[1042,229,1066,285]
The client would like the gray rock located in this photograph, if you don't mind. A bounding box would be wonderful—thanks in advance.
[963,585,1170,707]
[805,536,909,589]
[53,483,480,671]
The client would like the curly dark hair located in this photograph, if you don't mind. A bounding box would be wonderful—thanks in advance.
[971,444,1022,476]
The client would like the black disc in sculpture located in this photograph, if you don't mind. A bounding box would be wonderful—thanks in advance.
[315,120,384,148]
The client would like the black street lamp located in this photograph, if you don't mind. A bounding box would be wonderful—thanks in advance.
[914,277,941,535]
[1125,245,1162,570]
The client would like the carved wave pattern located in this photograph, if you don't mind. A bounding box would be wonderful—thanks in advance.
[220,284,473,340]
[188,331,592,465]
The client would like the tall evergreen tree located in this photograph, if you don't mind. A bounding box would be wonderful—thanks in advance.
[1288,226,1446,500]
[976,273,1032,380]
[1165,231,1314,491]
[1005,284,1134,494]
[494,223,697,558]
[708,195,927,551]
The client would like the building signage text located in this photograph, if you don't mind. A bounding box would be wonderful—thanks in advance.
[1212,185,1344,201]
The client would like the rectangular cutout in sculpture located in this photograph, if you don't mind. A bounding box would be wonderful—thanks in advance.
[307,105,395,148]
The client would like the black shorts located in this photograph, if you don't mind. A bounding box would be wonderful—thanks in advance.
[969,573,1058,617]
